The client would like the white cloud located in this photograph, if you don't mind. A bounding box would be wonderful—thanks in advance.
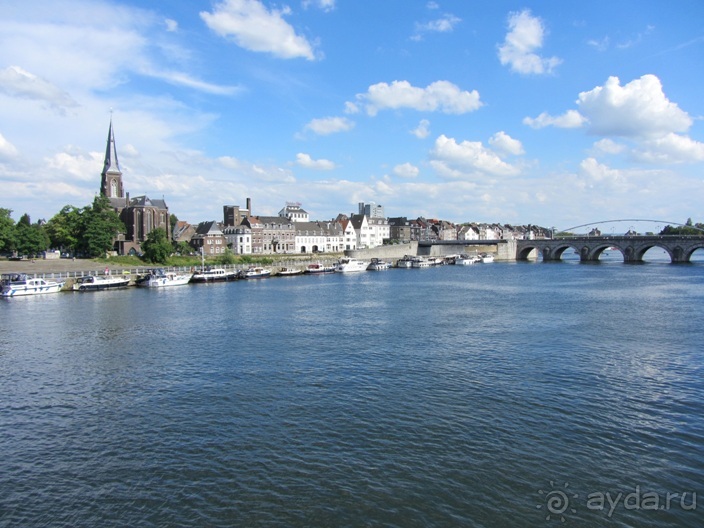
[498,9,561,75]
[592,138,625,155]
[355,80,482,116]
[411,119,430,139]
[0,66,78,110]
[200,0,317,60]
[302,0,336,12]
[303,116,354,135]
[164,18,178,32]
[413,13,461,39]
[633,133,704,164]
[523,110,587,129]
[577,75,692,138]
[430,134,520,178]
[488,131,525,156]
[295,153,336,170]
[393,162,420,178]
[0,132,19,159]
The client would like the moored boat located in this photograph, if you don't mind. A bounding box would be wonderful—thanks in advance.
[136,268,192,288]
[304,262,336,274]
[335,257,369,273]
[396,255,414,268]
[276,267,303,276]
[1,273,65,297]
[367,258,390,270]
[480,253,495,263]
[455,254,481,265]
[73,274,130,291]
[190,267,238,282]
[244,267,272,279]
[411,257,432,268]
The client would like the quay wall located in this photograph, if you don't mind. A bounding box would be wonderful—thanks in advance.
[345,242,418,260]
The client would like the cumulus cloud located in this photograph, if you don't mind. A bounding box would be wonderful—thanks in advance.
[411,119,430,139]
[592,138,625,155]
[632,133,704,164]
[577,74,692,138]
[0,132,19,159]
[488,131,525,156]
[393,162,420,178]
[295,153,336,170]
[200,0,317,60]
[355,80,482,116]
[523,109,586,129]
[303,116,354,136]
[430,134,520,178]
[498,9,561,75]
[0,66,78,110]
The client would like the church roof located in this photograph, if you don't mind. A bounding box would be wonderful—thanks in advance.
[102,119,120,176]
[128,195,168,209]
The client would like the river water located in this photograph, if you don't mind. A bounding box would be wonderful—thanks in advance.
[1,257,703,527]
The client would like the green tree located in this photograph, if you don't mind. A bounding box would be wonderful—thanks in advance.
[79,195,125,257]
[0,208,17,253]
[173,240,193,256]
[14,213,49,257]
[45,205,83,255]
[141,227,172,263]
[216,248,236,265]
[170,213,179,235]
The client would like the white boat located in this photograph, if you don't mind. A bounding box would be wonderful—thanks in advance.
[191,267,238,282]
[455,254,481,265]
[411,257,432,268]
[73,274,130,291]
[245,267,272,279]
[136,268,192,288]
[277,267,303,276]
[335,257,369,273]
[396,255,414,268]
[1,273,65,297]
[304,262,336,274]
[480,253,495,263]
[367,258,390,270]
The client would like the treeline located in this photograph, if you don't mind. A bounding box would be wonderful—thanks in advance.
[0,196,124,258]
[659,218,704,235]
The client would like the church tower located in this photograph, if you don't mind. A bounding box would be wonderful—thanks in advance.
[100,119,124,200]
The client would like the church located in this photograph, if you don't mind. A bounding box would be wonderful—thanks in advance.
[100,120,171,255]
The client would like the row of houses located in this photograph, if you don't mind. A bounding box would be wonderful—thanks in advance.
[173,199,548,256]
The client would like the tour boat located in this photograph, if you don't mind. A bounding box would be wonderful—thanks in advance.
[304,262,336,274]
[190,267,238,282]
[367,258,390,271]
[1,273,65,297]
[136,268,192,288]
[335,257,369,273]
[73,274,130,291]
[244,267,272,279]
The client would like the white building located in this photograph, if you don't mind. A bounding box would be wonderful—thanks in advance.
[358,201,385,219]
[294,221,344,253]
[279,202,309,223]
[223,225,252,254]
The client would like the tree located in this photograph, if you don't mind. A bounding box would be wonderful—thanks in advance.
[0,208,16,253]
[141,227,172,263]
[45,205,83,255]
[170,213,179,235]
[216,248,236,265]
[79,195,125,257]
[14,213,49,257]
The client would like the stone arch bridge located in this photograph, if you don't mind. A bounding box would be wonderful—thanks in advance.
[517,235,704,263]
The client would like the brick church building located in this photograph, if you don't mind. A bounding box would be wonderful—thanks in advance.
[100,120,170,255]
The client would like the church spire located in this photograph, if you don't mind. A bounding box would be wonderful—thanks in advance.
[100,117,124,199]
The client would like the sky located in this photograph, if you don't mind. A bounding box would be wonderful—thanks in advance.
[0,0,703,232]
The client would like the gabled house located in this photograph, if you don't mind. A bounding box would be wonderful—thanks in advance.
[190,221,227,256]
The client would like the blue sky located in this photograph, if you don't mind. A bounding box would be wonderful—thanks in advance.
[1,0,702,231]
